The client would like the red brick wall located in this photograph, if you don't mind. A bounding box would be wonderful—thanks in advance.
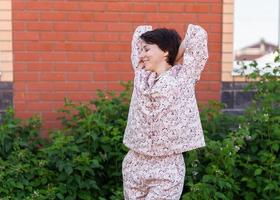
[12,0,222,135]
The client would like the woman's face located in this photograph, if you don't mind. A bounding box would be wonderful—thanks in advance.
[139,40,168,72]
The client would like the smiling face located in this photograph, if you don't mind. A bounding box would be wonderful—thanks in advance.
[138,40,169,72]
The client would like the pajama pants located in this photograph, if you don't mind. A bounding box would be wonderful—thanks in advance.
[122,150,185,200]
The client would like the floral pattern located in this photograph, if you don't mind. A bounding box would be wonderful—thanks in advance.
[123,24,209,157]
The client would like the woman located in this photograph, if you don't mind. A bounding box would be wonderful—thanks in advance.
[122,24,208,199]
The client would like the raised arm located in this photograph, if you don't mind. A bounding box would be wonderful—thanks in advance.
[178,24,208,82]
[131,25,152,71]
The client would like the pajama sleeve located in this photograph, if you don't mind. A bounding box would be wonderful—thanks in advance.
[131,25,152,72]
[182,24,208,82]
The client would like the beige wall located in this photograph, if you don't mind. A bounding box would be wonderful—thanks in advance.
[222,0,245,81]
[0,0,13,82]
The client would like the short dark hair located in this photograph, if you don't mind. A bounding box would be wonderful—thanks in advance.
[140,28,181,66]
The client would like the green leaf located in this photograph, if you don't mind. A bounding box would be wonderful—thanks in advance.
[254,168,262,176]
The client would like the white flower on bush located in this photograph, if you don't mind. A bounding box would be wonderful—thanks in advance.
[235,145,240,152]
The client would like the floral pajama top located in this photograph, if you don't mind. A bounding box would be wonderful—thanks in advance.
[123,24,209,157]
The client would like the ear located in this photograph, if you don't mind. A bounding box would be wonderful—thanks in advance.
[164,51,169,57]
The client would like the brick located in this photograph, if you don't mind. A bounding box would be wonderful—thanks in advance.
[207,63,221,72]
[0,21,12,31]
[209,43,221,52]
[119,13,145,22]
[107,23,132,32]
[119,33,131,42]
[14,53,40,61]
[40,53,66,62]
[13,92,25,101]
[107,2,133,11]
[27,82,54,91]
[26,42,54,51]
[119,52,130,62]
[27,102,63,111]
[208,52,221,63]
[13,22,25,31]
[0,1,11,10]
[198,14,221,23]
[26,63,53,72]
[14,32,39,41]
[223,13,233,23]
[53,2,80,11]
[14,72,40,81]
[67,72,92,81]
[94,52,119,62]
[40,32,66,41]
[11,0,223,132]
[94,13,120,22]
[200,72,221,81]
[67,32,93,41]
[159,3,185,12]
[222,53,233,62]
[0,10,11,20]
[27,22,53,31]
[223,4,233,14]
[197,0,221,2]
[14,104,29,112]
[80,44,106,52]
[196,81,221,91]
[107,82,126,91]
[63,92,95,101]
[146,14,170,22]
[80,2,107,11]
[40,12,66,21]
[39,90,65,102]
[13,43,25,51]
[66,53,93,62]
[80,22,107,32]
[1,52,12,62]
[13,82,26,91]
[14,93,40,101]
[208,33,221,43]
[52,82,80,91]
[54,23,80,31]
[53,43,81,51]
[40,73,66,81]
[133,3,158,12]
[196,92,220,102]
[13,11,39,20]
[120,73,134,81]
[0,41,12,51]
[79,63,106,72]
[54,63,79,72]
[9,63,22,71]
[185,4,210,13]
[66,13,94,21]
[93,73,120,81]
[209,24,222,33]
[0,72,13,82]
[210,4,223,13]
[80,82,107,91]
[25,2,53,10]
[107,43,130,52]
[94,33,119,42]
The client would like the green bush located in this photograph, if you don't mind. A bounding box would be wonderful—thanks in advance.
[182,50,280,200]
[0,82,132,199]
[0,52,279,199]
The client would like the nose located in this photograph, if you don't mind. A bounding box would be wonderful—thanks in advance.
[139,50,145,60]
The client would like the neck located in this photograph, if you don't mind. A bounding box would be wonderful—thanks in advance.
[155,62,171,75]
